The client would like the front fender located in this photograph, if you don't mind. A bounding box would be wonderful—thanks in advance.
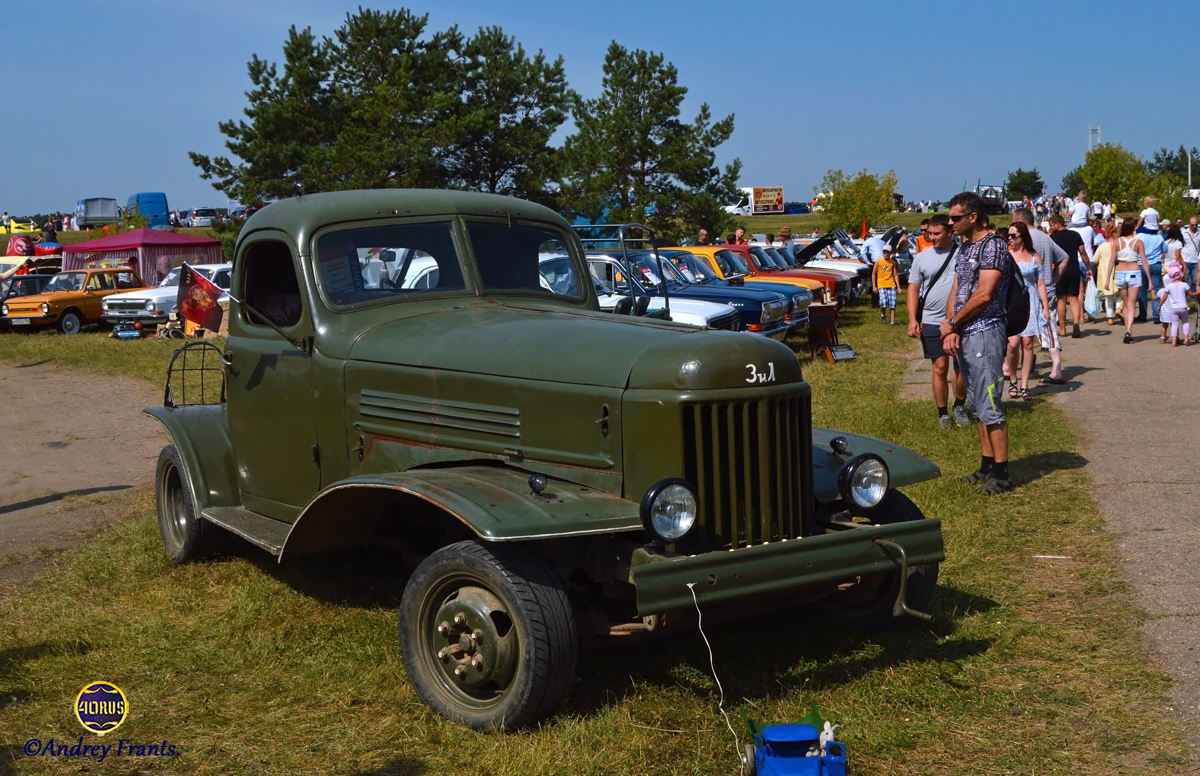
[811,427,940,503]
[279,465,643,561]
[143,405,238,510]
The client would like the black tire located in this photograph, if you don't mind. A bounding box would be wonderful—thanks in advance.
[57,310,83,335]
[154,444,218,562]
[399,540,577,731]
[813,490,938,630]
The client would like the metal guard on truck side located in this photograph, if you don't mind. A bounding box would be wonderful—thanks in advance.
[630,518,944,615]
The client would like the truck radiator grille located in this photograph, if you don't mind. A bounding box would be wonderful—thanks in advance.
[707,310,741,332]
[680,395,811,552]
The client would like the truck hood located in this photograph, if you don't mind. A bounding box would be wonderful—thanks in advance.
[346,301,799,390]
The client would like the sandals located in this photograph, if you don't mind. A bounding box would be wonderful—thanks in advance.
[977,476,1014,495]
[1123,332,1133,344]
[1019,388,1032,401]
[1008,382,1019,399]
[958,470,990,485]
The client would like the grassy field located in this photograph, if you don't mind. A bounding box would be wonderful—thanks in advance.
[0,308,1190,775]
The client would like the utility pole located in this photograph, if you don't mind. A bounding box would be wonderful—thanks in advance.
[1088,125,1101,151]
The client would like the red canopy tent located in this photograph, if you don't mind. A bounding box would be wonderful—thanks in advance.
[62,229,226,285]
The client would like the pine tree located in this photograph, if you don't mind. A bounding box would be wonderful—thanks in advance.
[558,42,740,241]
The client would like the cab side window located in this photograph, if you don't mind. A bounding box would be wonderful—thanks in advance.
[88,273,115,291]
[242,241,303,327]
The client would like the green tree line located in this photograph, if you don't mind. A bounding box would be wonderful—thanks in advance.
[1059,143,1199,220]
[190,9,741,241]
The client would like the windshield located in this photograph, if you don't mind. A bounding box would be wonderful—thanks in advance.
[746,246,777,272]
[627,254,686,291]
[45,272,85,292]
[762,247,790,269]
[666,251,722,284]
[468,221,583,298]
[315,221,465,306]
[834,233,861,258]
[713,249,750,275]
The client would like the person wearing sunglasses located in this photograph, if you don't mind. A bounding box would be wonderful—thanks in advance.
[1012,208,1068,384]
[939,192,1013,495]
[1003,223,1051,401]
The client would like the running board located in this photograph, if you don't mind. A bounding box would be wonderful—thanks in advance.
[201,507,291,556]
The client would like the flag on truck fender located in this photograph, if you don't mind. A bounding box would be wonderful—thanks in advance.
[177,263,223,333]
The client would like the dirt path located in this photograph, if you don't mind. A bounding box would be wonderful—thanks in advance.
[1050,322,1200,762]
[903,321,1200,764]
[0,360,166,583]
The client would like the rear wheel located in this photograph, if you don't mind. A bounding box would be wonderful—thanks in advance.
[57,310,82,335]
[814,490,938,630]
[399,540,577,731]
[155,444,219,562]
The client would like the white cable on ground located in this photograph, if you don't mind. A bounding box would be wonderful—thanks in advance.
[687,581,741,766]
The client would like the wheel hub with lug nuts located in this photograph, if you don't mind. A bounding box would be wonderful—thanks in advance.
[431,587,516,691]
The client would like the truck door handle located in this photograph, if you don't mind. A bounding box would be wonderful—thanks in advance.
[219,352,234,370]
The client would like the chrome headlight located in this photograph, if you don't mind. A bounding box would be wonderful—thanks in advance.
[1,304,7,315]
[837,453,889,509]
[41,303,50,314]
[760,303,770,324]
[640,478,698,542]
[144,299,157,310]
[101,299,109,310]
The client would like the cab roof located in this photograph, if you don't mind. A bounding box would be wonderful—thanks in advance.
[243,189,571,236]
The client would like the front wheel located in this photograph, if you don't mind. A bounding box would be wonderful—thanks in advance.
[399,540,577,731]
[813,489,938,630]
[57,311,82,335]
[155,444,219,562]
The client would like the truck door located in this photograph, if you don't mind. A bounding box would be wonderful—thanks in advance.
[224,233,321,521]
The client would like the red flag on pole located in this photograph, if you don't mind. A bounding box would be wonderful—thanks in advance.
[861,219,868,239]
[177,264,224,333]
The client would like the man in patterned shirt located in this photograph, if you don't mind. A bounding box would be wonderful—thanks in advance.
[940,192,1013,495]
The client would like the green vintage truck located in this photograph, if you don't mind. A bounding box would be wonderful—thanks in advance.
[148,189,944,731]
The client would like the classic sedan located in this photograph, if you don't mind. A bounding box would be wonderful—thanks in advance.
[2,268,149,334]
[102,263,231,325]
[689,245,853,307]
[587,249,792,338]
[576,254,742,332]
[656,249,812,335]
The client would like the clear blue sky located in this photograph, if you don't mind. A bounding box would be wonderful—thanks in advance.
[5,0,1196,216]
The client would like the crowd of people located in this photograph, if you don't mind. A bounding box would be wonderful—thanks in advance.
[905,190,1200,496]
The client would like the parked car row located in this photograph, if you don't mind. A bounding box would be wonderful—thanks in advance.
[0,263,232,334]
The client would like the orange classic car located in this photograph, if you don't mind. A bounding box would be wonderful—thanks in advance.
[1,267,149,334]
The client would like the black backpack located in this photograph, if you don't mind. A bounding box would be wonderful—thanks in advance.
[970,234,1030,337]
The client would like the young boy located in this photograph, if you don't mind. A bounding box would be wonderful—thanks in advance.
[873,245,900,325]
[1136,196,1160,235]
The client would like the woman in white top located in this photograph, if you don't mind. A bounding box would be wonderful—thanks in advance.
[1108,219,1153,343]
[1164,225,1184,274]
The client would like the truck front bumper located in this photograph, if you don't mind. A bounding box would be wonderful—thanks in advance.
[630,518,943,615]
